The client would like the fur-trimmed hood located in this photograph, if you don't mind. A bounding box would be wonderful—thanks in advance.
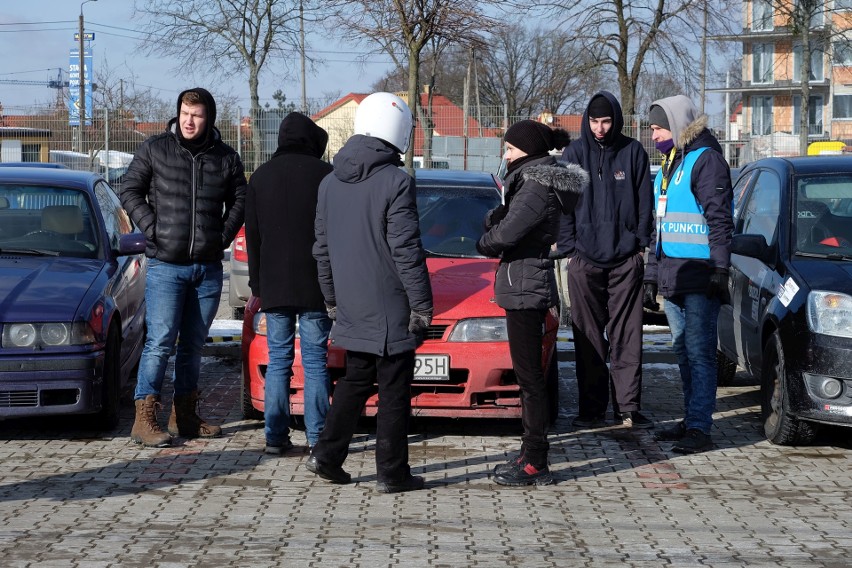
[650,94,710,150]
[522,162,588,213]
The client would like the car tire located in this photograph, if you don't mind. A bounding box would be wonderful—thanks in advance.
[232,306,245,321]
[241,366,263,421]
[545,347,560,426]
[761,330,817,446]
[84,325,122,431]
[716,350,737,387]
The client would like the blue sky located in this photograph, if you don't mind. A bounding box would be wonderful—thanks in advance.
[0,0,393,111]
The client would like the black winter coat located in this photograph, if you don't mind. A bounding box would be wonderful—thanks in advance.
[120,122,246,263]
[245,113,333,311]
[477,155,587,311]
[558,91,654,268]
[313,135,433,356]
[645,116,733,297]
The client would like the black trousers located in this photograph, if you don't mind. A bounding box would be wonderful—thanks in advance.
[311,349,415,483]
[566,254,644,416]
[506,308,549,468]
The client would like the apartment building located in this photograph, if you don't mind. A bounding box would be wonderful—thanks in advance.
[715,0,852,160]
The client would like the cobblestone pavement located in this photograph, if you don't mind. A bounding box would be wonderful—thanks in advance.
[1,265,850,567]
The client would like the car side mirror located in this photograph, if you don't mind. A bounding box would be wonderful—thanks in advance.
[116,232,146,256]
[732,233,775,266]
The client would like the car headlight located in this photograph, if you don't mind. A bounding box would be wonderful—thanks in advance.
[448,318,508,342]
[1,322,95,348]
[807,291,852,339]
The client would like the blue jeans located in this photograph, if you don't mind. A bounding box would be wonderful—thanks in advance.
[264,309,332,447]
[135,259,223,399]
[663,293,720,434]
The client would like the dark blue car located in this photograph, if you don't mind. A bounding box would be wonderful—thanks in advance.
[0,167,147,429]
[717,156,852,445]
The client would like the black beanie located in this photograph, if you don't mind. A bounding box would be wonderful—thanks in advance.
[588,96,613,119]
[649,105,670,130]
[504,120,554,156]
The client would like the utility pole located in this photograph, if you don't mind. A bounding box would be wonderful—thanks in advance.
[79,0,97,155]
[300,0,307,114]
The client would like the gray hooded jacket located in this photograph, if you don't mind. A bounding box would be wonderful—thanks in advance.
[313,134,433,356]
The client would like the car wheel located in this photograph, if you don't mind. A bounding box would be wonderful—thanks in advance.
[241,366,263,420]
[232,306,245,321]
[545,347,560,425]
[716,350,737,387]
[761,331,817,445]
[85,325,122,431]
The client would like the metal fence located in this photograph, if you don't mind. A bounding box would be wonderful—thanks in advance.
[1,101,817,178]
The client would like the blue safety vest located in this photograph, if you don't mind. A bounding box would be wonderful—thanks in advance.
[653,147,710,259]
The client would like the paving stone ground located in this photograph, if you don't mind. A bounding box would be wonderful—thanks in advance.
[1,262,850,567]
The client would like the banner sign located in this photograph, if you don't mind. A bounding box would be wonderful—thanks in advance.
[68,48,93,126]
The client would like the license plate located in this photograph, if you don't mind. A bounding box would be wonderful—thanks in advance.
[414,354,450,381]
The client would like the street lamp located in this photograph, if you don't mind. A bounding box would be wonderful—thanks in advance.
[79,0,97,154]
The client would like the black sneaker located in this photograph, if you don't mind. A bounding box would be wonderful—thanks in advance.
[494,460,554,486]
[264,438,294,455]
[493,453,524,476]
[672,429,713,454]
[306,455,351,484]
[376,475,425,494]
[615,411,654,429]
[654,421,686,442]
[572,414,607,429]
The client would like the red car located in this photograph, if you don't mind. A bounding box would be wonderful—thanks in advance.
[240,169,560,421]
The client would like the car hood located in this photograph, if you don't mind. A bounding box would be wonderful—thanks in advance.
[0,256,100,321]
[791,258,852,295]
[427,258,503,320]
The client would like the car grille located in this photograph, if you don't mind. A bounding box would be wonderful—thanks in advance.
[424,325,449,340]
[0,390,39,407]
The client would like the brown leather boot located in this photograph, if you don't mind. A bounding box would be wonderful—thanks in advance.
[131,395,172,447]
[167,390,222,438]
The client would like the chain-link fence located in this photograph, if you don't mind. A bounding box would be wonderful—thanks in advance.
[1,100,805,179]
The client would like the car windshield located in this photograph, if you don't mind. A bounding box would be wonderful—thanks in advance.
[0,185,99,258]
[417,182,501,258]
[794,174,852,257]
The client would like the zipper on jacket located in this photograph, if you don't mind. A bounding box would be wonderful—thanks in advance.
[178,143,212,260]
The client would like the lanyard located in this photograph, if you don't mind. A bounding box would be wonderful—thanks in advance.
[659,147,678,194]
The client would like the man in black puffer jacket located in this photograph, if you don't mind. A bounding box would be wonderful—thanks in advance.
[477,119,587,486]
[121,88,246,448]
[245,112,334,455]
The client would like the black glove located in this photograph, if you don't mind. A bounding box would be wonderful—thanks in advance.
[706,268,730,304]
[485,204,508,229]
[408,309,432,335]
[325,303,337,321]
[643,282,660,311]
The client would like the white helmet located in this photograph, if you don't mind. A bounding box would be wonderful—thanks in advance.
[354,92,414,153]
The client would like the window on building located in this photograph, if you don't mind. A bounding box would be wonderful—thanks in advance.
[793,44,824,81]
[793,95,824,136]
[752,96,773,135]
[834,41,852,66]
[833,94,852,119]
[21,144,41,162]
[838,0,852,11]
[753,43,774,84]
[753,0,773,31]
[799,0,824,27]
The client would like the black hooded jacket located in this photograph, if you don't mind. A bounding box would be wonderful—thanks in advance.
[120,88,246,263]
[558,91,654,268]
[313,135,433,356]
[245,112,334,311]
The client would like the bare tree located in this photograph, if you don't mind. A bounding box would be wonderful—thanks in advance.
[476,24,601,119]
[133,0,319,169]
[760,0,850,155]
[330,0,499,168]
[533,0,737,117]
